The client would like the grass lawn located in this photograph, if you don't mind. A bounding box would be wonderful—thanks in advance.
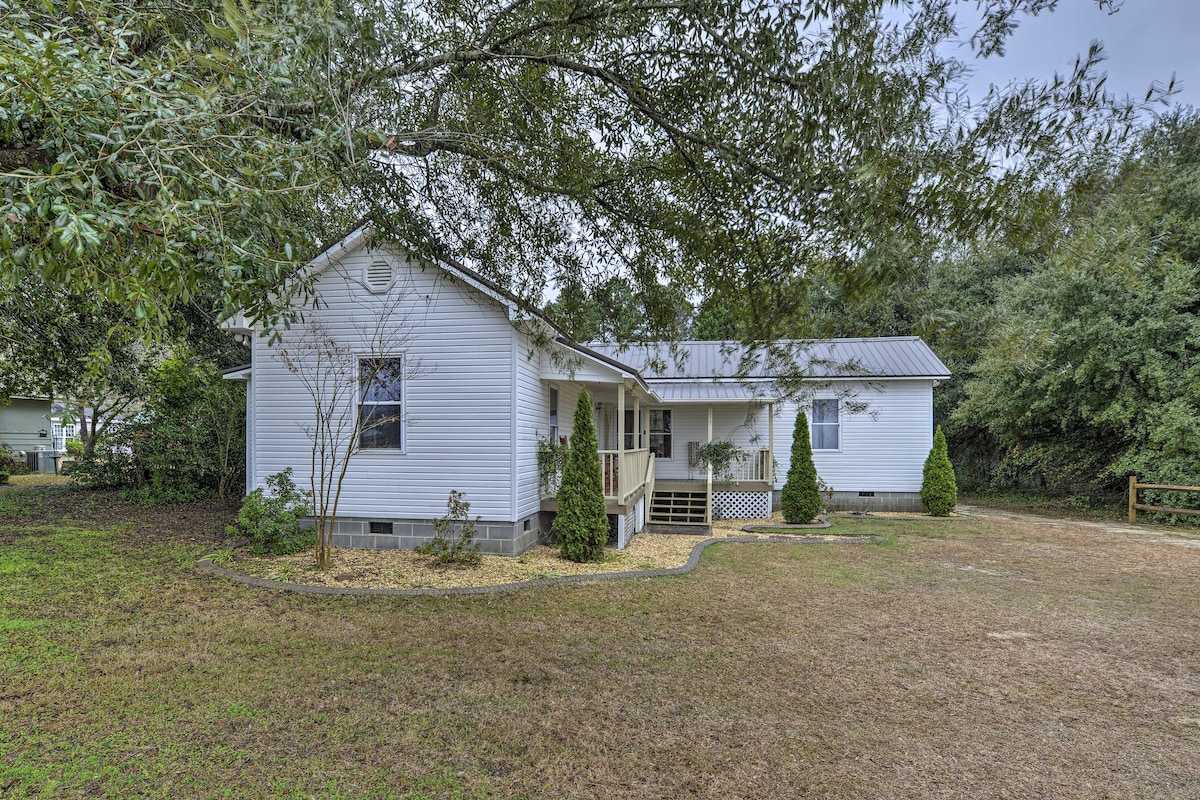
[2,488,1199,799]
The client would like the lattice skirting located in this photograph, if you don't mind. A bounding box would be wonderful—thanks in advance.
[712,491,771,520]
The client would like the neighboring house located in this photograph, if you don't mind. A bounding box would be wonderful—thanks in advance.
[49,403,86,452]
[0,395,54,461]
[224,227,950,555]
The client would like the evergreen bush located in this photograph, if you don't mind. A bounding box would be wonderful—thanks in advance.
[417,490,482,566]
[781,408,823,523]
[227,468,313,555]
[553,388,609,562]
[922,426,958,516]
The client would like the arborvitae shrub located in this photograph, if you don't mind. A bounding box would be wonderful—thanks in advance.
[781,408,823,524]
[553,388,609,562]
[921,426,958,516]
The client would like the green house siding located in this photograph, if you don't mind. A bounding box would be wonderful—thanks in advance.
[0,398,53,454]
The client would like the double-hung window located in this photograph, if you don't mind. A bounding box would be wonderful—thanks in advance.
[810,399,839,450]
[548,387,559,443]
[649,409,672,459]
[359,357,404,449]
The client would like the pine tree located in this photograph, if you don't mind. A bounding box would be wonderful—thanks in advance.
[781,408,824,524]
[921,426,958,516]
[554,388,609,562]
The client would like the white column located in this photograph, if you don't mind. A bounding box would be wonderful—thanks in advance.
[617,384,626,499]
[768,401,775,486]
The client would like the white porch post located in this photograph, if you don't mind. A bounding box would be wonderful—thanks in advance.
[706,404,714,523]
[768,401,775,486]
[617,384,626,499]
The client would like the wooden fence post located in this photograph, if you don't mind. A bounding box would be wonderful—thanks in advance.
[1128,475,1138,525]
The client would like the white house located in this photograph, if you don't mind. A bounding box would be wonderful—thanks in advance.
[223,227,950,555]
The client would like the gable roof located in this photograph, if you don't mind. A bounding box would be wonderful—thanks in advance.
[239,224,949,394]
[584,338,951,381]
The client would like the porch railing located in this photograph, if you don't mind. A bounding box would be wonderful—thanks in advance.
[725,447,773,484]
[599,448,651,504]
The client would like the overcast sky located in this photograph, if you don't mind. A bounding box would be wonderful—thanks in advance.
[960,1,1200,114]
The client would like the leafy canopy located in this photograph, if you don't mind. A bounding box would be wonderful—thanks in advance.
[1,0,1167,339]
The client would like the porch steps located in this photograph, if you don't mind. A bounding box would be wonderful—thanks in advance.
[648,489,709,525]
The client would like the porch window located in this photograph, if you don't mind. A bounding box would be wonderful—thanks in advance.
[649,409,672,459]
[549,387,559,442]
[811,399,839,450]
[359,357,404,449]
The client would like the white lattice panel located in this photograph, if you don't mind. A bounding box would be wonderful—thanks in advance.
[712,491,771,520]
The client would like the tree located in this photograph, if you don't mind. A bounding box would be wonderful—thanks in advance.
[273,269,426,570]
[957,113,1200,496]
[554,388,608,562]
[68,352,245,501]
[0,278,161,456]
[1,1,1166,341]
[781,409,823,524]
[921,426,957,516]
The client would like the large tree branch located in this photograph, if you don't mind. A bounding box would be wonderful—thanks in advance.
[386,47,784,185]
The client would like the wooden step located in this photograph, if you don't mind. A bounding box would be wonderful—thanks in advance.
[648,490,709,525]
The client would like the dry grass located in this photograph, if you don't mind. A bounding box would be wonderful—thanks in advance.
[0,472,70,490]
[227,513,865,590]
[2,488,1199,799]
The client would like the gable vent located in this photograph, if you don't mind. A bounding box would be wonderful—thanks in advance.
[365,260,393,292]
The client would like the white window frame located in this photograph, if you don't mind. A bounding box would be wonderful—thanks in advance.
[548,385,560,444]
[358,355,406,452]
[810,398,840,451]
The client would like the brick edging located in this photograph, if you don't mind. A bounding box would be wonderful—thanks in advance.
[195,534,872,597]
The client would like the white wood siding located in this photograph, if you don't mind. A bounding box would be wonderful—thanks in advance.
[550,380,583,442]
[772,380,935,492]
[514,332,545,519]
[245,370,257,495]
[650,404,771,480]
[252,246,518,521]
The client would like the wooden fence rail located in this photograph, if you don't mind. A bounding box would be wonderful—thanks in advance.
[1128,476,1200,524]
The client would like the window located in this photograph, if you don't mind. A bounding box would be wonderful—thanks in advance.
[548,387,559,442]
[624,408,638,450]
[359,357,404,449]
[810,399,839,450]
[649,409,672,459]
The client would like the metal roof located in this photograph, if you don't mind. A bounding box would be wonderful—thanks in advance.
[585,337,951,380]
[652,382,776,402]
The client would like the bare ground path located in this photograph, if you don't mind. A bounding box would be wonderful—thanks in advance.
[962,503,1200,548]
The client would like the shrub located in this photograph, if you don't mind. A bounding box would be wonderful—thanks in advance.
[0,470,8,485]
[553,387,608,562]
[922,426,958,516]
[781,407,823,523]
[417,490,482,566]
[227,468,313,555]
[64,439,84,456]
[0,445,28,476]
[69,355,245,503]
